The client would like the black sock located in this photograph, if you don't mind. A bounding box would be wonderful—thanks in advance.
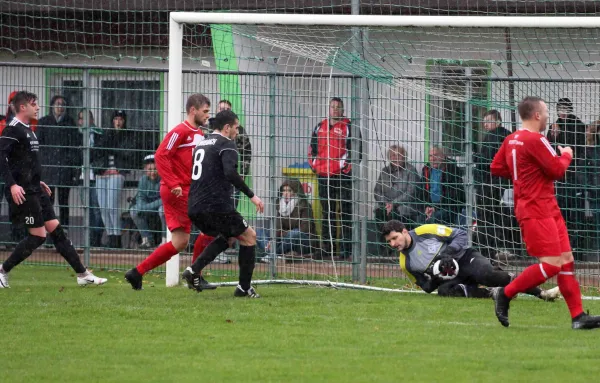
[483,270,512,287]
[238,245,256,291]
[191,236,229,274]
[2,235,46,273]
[51,225,86,274]
[526,287,543,298]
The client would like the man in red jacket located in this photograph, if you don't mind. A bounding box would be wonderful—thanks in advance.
[308,97,361,259]
[125,94,216,290]
[490,96,600,329]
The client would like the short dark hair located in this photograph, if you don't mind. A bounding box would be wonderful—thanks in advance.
[483,109,502,123]
[12,91,37,113]
[518,96,545,121]
[330,97,343,107]
[218,99,232,107]
[212,110,239,131]
[381,220,406,237]
[186,93,211,114]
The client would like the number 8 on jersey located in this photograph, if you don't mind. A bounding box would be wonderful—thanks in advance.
[192,148,205,180]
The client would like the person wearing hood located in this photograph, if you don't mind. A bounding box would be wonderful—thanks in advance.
[34,95,79,229]
[373,144,421,230]
[258,178,315,258]
[92,109,140,249]
[548,98,587,257]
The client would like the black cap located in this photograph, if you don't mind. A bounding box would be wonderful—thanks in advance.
[557,98,573,113]
[113,110,126,119]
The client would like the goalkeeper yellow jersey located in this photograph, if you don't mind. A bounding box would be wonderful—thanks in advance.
[398,224,469,282]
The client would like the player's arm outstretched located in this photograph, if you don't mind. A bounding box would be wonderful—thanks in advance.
[221,147,264,213]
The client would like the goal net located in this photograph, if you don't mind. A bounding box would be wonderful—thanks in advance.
[169,14,600,292]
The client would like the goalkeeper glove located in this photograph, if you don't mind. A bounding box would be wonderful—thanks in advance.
[432,257,459,280]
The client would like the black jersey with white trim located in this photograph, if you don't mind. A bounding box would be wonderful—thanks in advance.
[0,117,42,194]
[189,133,254,214]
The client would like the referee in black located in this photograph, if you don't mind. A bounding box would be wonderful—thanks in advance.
[0,91,106,288]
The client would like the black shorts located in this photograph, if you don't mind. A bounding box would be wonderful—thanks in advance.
[190,211,249,238]
[456,250,496,285]
[8,192,56,228]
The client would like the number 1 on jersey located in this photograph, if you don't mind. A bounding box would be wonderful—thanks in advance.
[511,148,518,181]
[192,148,205,180]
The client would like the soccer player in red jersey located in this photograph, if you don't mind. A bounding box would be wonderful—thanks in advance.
[490,96,600,329]
[125,94,216,290]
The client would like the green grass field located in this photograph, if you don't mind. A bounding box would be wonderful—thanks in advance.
[2,266,600,383]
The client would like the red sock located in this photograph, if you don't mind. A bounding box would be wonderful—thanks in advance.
[136,242,178,275]
[504,262,561,298]
[192,234,215,263]
[558,262,584,318]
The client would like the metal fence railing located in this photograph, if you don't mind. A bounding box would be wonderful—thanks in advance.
[1,62,600,288]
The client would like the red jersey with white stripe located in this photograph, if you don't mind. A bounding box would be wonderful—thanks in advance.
[155,120,204,190]
[490,129,572,220]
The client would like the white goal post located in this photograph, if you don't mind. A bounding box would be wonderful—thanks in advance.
[166,13,600,287]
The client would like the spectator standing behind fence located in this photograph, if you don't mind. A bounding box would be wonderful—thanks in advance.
[77,109,104,247]
[547,98,587,256]
[37,95,80,230]
[93,110,138,249]
[421,146,465,226]
[308,97,362,259]
[205,100,252,209]
[474,110,512,260]
[585,121,600,251]
[130,155,165,250]
[0,91,29,248]
[373,144,421,230]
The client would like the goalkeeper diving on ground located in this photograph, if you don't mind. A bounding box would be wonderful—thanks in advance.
[381,220,560,301]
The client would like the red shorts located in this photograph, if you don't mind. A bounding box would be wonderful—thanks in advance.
[160,185,192,234]
[519,215,571,257]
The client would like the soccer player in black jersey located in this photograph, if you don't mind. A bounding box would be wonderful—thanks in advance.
[183,109,264,298]
[0,91,106,288]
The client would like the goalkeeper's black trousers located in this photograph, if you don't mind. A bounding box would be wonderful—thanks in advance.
[437,249,511,298]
